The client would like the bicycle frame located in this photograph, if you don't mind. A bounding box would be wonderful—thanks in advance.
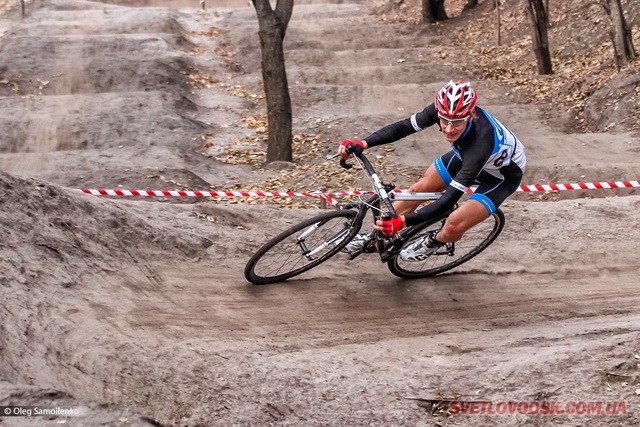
[332,150,452,262]
[335,150,442,210]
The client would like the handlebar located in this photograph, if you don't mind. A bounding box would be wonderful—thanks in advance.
[340,157,353,170]
[327,145,398,217]
[326,154,352,169]
[326,145,359,169]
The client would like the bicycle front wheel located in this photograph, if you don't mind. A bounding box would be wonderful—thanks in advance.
[244,209,362,284]
[388,209,505,279]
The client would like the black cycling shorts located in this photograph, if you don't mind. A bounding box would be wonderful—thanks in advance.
[434,150,524,214]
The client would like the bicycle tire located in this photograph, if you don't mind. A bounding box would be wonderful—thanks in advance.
[387,209,505,279]
[244,209,362,284]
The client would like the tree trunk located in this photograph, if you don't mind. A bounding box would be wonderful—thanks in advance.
[604,0,636,66]
[422,0,447,23]
[433,0,447,20]
[252,0,294,163]
[422,0,434,23]
[462,0,478,13]
[525,0,553,74]
[544,0,549,26]
[495,0,501,46]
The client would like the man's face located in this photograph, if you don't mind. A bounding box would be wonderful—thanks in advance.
[439,111,474,142]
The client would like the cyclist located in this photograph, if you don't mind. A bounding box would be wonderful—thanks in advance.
[338,80,526,261]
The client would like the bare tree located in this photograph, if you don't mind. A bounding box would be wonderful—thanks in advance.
[495,0,501,46]
[525,0,552,74]
[252,0,294,163]
[601,0,636,68]
[422,0,447,23]
[544,0,549,26]
[462,0,479,14]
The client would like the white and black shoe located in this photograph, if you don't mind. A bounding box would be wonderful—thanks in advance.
[341,232,371,254]
[399,230,444,262]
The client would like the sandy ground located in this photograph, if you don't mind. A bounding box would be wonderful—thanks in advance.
[0,0,639,425]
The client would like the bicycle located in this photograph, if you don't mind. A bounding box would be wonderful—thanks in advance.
[244,145,505,284]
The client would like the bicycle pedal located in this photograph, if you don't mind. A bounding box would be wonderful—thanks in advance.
[444,243,455,256]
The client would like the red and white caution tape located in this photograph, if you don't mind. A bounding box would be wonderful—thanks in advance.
[78,188,343,205]
[516,180,640,192]
[79,189,321,198]
[77,180,640,203]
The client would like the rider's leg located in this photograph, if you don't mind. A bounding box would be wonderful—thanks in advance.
[435,199,490,243]
[435,165,523,244]
[394,163,447,216]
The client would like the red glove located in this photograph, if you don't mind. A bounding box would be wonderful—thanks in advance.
[340,139,366,156]
[378,216,406,236]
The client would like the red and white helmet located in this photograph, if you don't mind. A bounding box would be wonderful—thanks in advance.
[435,80,478,119]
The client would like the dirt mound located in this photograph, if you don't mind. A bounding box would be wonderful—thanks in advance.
[0,171,215,288]
[0,0,229,191]
[0,2,194,95]
[0,168,267,423]
[0,92,204,154]
[584,71,640,132]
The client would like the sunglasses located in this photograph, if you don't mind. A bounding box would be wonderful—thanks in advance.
[438,115,470,128]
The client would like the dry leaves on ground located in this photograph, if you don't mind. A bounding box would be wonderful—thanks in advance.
[374,0,640,132]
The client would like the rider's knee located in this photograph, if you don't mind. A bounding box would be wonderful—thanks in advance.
[408,182,424,192]
[442,218,467,241]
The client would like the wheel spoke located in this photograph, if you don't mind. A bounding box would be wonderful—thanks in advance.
[245,211,361,284]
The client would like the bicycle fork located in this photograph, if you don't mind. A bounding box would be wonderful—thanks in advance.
[297,222,351,261]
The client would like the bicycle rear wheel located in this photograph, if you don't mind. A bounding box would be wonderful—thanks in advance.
[387,209,505,279]
[244,209,362,284]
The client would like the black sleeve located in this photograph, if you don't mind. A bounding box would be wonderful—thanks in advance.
[404,185,464,227]
[364,103,439,148]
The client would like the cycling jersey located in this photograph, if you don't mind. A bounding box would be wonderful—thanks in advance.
[363,103,527,226]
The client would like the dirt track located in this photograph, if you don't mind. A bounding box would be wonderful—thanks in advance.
[1,0,639,425]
